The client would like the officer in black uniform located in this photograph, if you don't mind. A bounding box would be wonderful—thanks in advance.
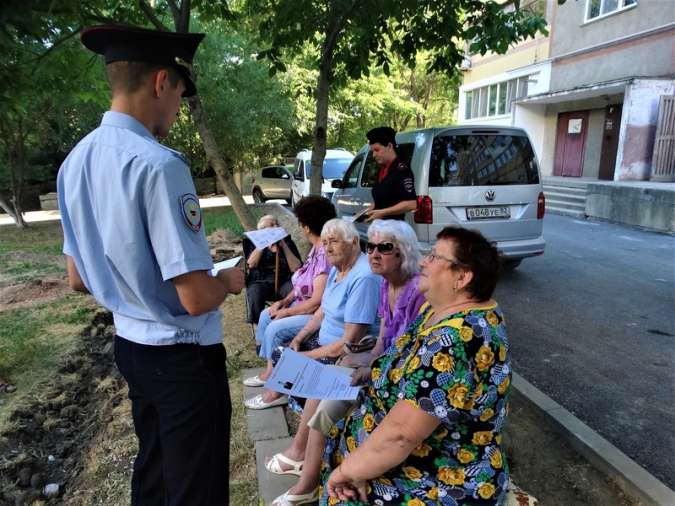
[363,126,417,222]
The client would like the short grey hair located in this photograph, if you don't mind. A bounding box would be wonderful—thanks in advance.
[321,218,359,243]
[367,219,421,279]
[257,214,279,229]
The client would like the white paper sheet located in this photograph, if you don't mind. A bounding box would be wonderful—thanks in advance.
[264,350,360,400]
[210,256,242,276]
[244,227,289,250]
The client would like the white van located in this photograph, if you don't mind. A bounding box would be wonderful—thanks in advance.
[332,126,545,269]
[290,148,354,207]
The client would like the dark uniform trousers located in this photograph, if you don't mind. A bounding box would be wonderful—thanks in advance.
[114,336,231,506]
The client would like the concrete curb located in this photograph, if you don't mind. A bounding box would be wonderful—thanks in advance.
[513,372,675,506]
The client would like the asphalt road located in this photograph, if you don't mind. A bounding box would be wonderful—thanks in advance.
[495,213,675,489]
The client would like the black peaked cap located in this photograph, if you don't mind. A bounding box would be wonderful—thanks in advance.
[366,126,397,147]
[81,24,205,97]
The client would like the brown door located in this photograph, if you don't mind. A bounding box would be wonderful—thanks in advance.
[598,105,622,180]
[554,111,589,177]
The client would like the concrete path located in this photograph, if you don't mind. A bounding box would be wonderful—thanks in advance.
[0,195,261,227]
[242,367,318,506]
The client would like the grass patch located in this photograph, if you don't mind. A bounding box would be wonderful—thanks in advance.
[0,221,65,285]
[202,206,264,236]
[0,294,95,380]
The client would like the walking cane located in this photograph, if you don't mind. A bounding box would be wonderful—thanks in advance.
[274,245,280,299]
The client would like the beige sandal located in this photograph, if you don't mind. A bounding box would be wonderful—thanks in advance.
[271,487,319,505]
[265,452,303,476]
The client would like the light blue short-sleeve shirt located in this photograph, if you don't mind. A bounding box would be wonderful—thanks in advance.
[57,111,222,346]
[318,253,381,345]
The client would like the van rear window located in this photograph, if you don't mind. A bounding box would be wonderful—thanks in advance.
[429,134,540,186]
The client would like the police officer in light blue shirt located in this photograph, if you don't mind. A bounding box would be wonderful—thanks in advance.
[57,25,244,506]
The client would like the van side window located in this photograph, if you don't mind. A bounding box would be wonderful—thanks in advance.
[429,134,540,186]
[342,155,363,189]
[360,153,378,188]
[397,143,415,166]
[294,160,304,181]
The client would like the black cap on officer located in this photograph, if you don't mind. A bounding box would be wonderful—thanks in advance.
[81,24,205,97]
[366,126,397,148]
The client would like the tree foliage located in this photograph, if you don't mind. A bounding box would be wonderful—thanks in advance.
[251,0,548,194]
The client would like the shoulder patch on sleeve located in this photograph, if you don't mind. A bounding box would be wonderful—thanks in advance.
[180,193,202,232]
[403,178,414,192]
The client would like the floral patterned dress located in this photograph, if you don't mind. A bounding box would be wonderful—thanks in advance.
[320,302,511,506]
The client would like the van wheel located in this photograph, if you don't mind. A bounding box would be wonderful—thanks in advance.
[503,259,522,271]
[252,188,265,204]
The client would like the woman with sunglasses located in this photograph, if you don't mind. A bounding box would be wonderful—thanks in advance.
[269,220,425,506]
[322,226,511,506]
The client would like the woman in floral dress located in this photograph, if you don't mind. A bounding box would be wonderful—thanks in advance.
[321,226,511,506]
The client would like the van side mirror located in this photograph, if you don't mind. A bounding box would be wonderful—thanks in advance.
[331,179,343,189]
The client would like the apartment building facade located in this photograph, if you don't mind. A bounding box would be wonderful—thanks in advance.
[458,0,675,183]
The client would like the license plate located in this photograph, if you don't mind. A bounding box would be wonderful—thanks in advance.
[466,206,511,220]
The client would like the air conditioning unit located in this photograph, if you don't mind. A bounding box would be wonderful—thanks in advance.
[460,57,472,71]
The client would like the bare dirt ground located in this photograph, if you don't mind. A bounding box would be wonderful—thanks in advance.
[0,278,70,313]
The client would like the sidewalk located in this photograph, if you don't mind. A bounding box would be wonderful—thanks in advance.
[242,367,674,506]
[0,194,257,227]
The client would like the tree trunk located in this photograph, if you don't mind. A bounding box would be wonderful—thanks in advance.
[164,0,255,231]
[188,95,256,231]
[0,194,26,228]
[310,56,331,196]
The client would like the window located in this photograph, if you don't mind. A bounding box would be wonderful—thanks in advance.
[466,90,473,119]
[304,158,352,179]
[464,74,536,120]
[498,83,508,115]
[586,0,636,20]
[479,87,488,117]
[341,155,363,189]
[429,134,540,187]
[488,84,498,116]
[293,160,303,180]
[360,153,379,188]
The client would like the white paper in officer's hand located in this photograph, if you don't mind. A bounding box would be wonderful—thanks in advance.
[244,227,289,250]
[211,256,242,276]
[265,350,360,400]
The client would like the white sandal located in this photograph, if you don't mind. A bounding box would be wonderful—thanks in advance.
[265,452,304,476]
[271,488,319,505]
[244,393,288,410]
[242,374,266,387]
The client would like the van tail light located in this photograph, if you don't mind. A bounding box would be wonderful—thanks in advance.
[415,195,433,224]
[537,191,545,219]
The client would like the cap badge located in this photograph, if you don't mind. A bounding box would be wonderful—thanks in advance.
[174,56,193,74]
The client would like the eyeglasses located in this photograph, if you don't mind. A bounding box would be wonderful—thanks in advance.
[423,249,460,268]
[366,242,395,255]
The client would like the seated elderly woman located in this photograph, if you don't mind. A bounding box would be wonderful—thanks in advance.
[321,226,510,505]
[246,218,381,410]
[244,214,302,326]
[270,219,426,506]
[243,197,336,400]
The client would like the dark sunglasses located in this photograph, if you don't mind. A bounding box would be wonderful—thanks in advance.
[366,242,395,255]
